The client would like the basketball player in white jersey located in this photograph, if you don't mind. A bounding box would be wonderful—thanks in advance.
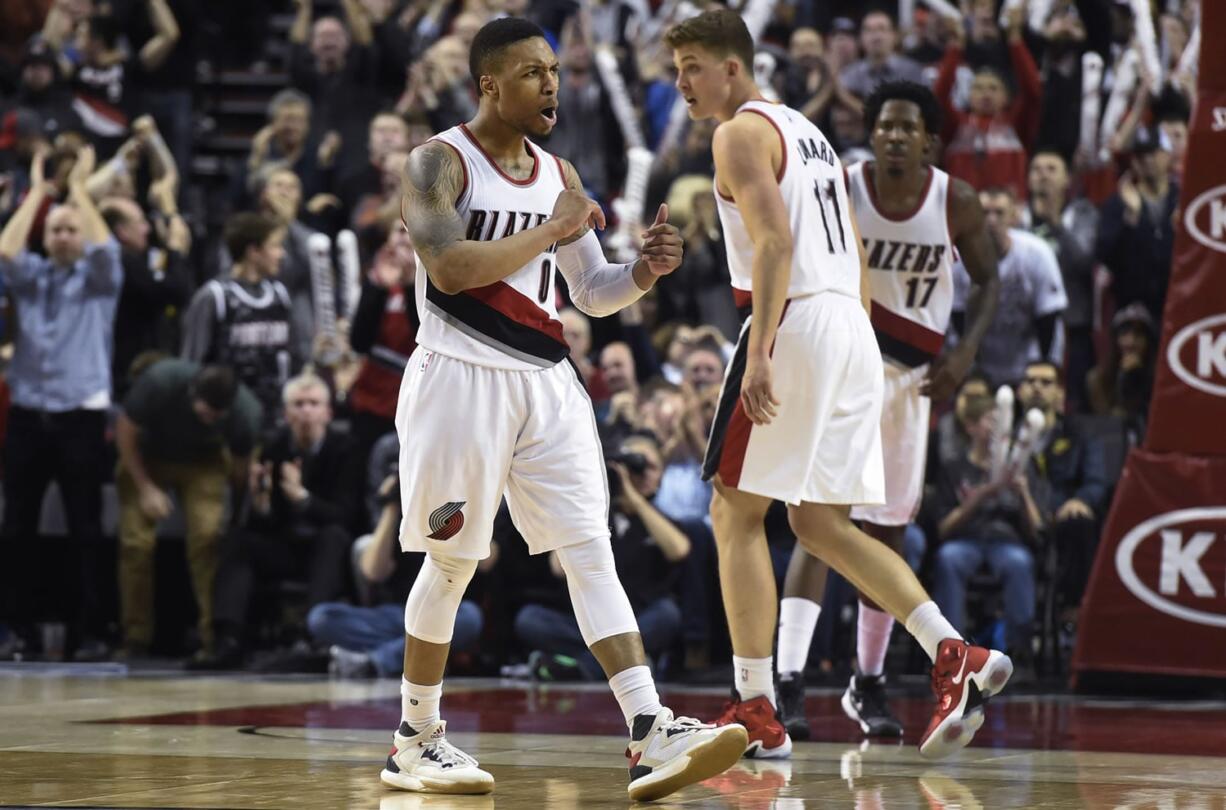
[666,9,1012,760]
[773,81,1001,743]
[383,18,747,800]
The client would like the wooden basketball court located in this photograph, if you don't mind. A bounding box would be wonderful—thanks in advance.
[2,668,1225,808]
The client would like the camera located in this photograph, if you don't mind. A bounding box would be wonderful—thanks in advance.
[604,451,648,500]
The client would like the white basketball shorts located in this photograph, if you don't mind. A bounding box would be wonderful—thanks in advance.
[395,348,610,559]
[850,362,931,527]
[702,291,886,506]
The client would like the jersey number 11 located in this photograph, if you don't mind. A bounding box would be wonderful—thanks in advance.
[813,179,847,254]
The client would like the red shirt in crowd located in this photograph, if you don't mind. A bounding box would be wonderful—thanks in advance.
[935,39,1041,200]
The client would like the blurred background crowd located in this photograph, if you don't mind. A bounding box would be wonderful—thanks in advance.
[0,0,1197,685]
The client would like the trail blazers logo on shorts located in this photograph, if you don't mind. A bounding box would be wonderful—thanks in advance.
[426,501,466,541]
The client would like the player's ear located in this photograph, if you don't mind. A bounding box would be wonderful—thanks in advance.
[480,74,498,100]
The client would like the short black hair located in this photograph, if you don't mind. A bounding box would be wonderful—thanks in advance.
[863,80,942,136]
[1030,147,1069,168]
[224,211,281,262]
[1023,359,1065,386]
[87,15,120,49]
[469,17,548,95]
[192,365,238,412]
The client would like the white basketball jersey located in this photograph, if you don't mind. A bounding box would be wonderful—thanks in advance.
[714,101,862,307]
[845,161,956,368]
[413,124,569,371]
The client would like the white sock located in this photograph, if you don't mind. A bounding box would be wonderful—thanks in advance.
[401,678,442,732]
[733,655,776,706]
[856,602,894,677]
[609,665,662,728]
[777,597,820,675]
[904,601,962,662]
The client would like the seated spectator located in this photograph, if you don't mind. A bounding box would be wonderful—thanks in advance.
[182,211,300,432]
[654,384,717,526]
[1023,149,1099,411]
[1087,303,1157,446]
[115,360,262,658]
[0,145,121,661]
[934,9,1040,199]
[953,187,1066,387]
[514,432,687,680]
[839,10,925,100]
[598,340,638,427]
[193,373,359,669]
[930,394,1047,664]
[308,463,484,679]
[1096,125,1179,322]
[681,342,725,396]
[934,371,992,471]
[559,307,609,402]
[100,196,191,396]
[1018,361,1109,630]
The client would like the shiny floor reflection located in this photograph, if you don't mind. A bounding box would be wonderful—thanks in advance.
[1,672,1224,808]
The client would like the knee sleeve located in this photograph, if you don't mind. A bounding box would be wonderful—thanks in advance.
[403,554,478,644]
[555,537,640,646]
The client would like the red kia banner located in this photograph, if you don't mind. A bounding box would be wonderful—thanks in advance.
[1147,1,1226,454]
[1073,451,1226,679]
[1073,4,1226,681]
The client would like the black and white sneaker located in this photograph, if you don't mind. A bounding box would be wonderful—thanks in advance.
[774,671,811,741]
[841,672,903,738]
[626,708,748,801]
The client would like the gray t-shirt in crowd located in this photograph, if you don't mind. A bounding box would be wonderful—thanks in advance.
[953,228,1068,386]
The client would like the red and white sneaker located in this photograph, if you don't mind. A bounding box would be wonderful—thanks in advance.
[919,639,1013,759]
[712,691,792,759]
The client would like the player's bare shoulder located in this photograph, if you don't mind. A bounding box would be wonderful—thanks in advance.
[945,175,985,239]
[402,141,466,260]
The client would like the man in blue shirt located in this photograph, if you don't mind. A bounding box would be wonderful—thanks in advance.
[0,145,123,661]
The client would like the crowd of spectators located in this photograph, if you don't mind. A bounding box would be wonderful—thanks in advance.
[0,0,1198,681]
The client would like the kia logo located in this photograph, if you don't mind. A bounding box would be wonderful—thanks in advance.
[1166,313,1226,397]
[1184,185,1226,254]
[1115,507,1226,628]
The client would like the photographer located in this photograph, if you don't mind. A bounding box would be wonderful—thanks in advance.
[307,441,485,679]
[514,432,689,680]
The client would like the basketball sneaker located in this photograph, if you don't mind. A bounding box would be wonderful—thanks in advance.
[713,691,792,759]
[841,672,903,737]
[380,720,494,794]
[625,708,748,802]
[919,639,1013,759]
[774,672,811,741]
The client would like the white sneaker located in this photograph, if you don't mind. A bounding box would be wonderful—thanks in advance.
[626,708,748,802]
[380,720,494,794]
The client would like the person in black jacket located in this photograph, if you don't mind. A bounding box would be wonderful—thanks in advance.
[194,372,359,668]
[100,197,191,397]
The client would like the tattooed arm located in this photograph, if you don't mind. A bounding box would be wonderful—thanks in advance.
[402,141,602,294]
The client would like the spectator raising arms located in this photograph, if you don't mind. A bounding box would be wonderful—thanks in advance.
[0,145,122,661]
[935,7,1041,199]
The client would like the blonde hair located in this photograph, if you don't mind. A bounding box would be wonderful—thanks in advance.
[282,373,330,405]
